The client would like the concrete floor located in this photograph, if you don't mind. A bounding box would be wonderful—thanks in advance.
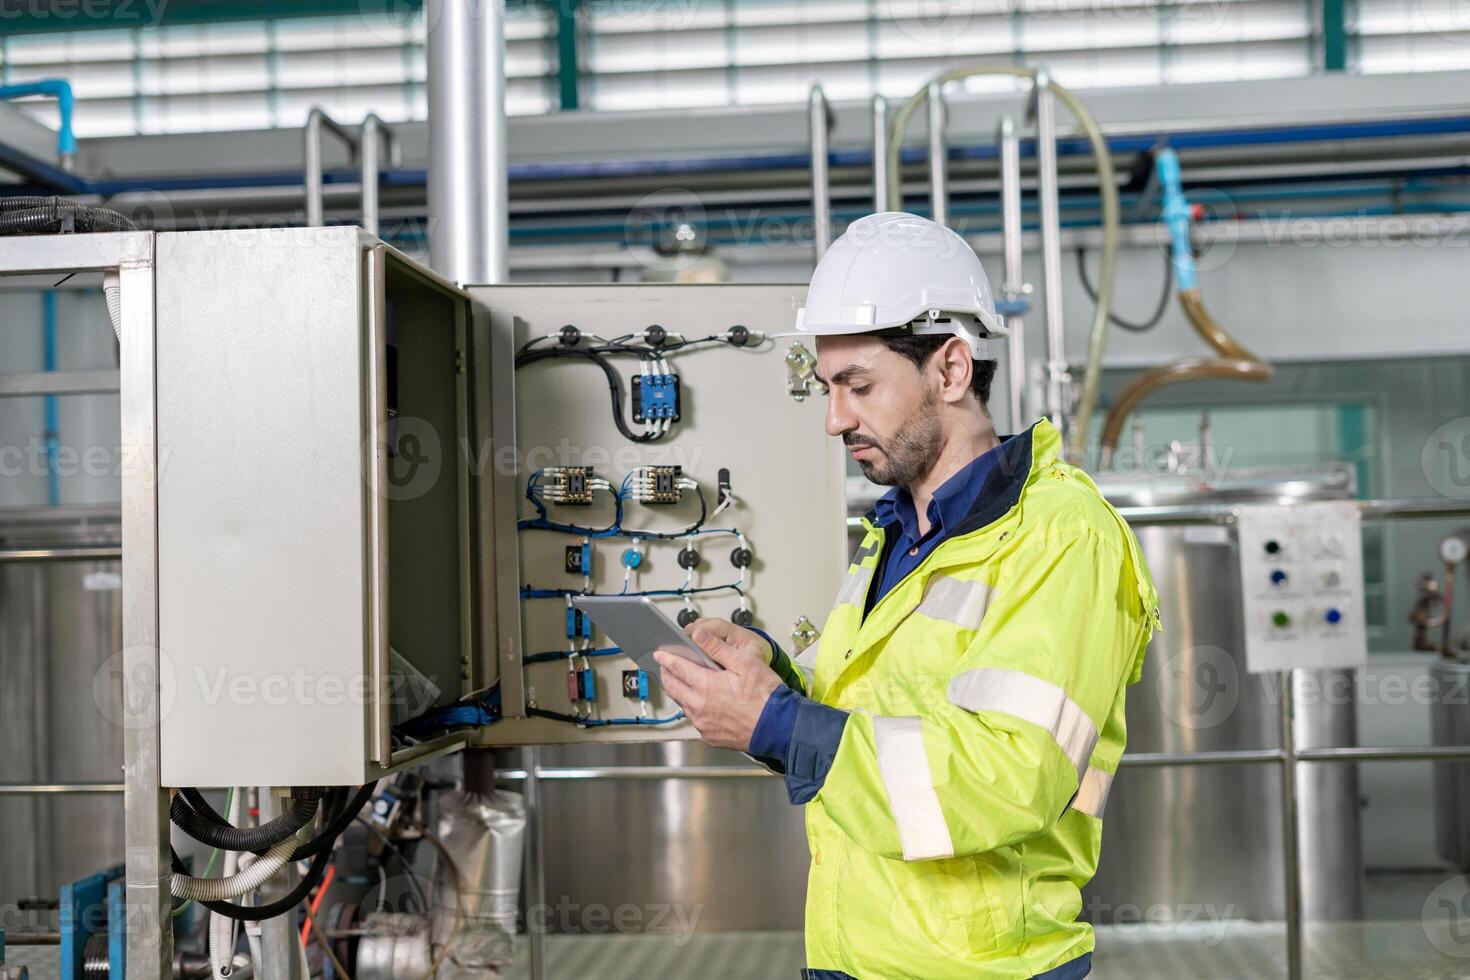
[494,918,1470,979]
[7,875,1468,980]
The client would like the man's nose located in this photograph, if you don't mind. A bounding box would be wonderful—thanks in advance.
[825,388,856,438]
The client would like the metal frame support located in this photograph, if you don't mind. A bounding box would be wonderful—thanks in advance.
[997,115,1028,430]
[523,746,546,980]
[1027,71,1069,432]
[360,113,399,238]
[480,0,511,285]
[808,84,833,260]
[926,81,949,228]
[871,95,890,214]
[304,107,358,228]
[116,242,171,980]
[1279,671,1304,980]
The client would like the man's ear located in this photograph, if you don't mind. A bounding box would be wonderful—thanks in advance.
[934,336,975,405]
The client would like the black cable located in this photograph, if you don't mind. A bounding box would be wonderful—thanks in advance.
[169,783,377,921]
[624,484,708,540]
[0,197,137,235]
[514,346,660,443]
[172,790,318,852]
[1075,246,1173,332]
[178,784,372,861]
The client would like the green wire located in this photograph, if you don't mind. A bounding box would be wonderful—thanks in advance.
[171,786,234,919]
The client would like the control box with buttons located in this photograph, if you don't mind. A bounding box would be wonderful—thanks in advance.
[1235,502,1368,673]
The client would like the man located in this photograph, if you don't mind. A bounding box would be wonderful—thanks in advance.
[655,212,1160,980]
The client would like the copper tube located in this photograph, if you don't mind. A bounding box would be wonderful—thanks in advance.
[1099,286,1274,464]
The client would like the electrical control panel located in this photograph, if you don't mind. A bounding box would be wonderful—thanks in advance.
[470,283,847,745]
[1236,502,1368,673]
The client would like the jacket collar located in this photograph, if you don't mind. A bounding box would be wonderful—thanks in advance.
[861,417,1059,543]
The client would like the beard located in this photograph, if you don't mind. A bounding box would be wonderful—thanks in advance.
[846,390,943,487]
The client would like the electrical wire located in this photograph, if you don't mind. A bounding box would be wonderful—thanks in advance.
[173,789,319,852]
[1076,246,1172,332]
[527,706,686,727]
[514,346,660,443]
[173,786,233,920]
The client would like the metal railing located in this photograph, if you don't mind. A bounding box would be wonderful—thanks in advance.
[304,107,399,236]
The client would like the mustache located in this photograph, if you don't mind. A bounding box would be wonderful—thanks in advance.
[843,434,882,451]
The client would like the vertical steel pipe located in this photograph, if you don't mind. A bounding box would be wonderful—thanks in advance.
[1279,670,1305,980]
[427,0,486,282]
[926,81,948,228]
[480,0,510,284]
[119,257,171,980]
[1029,72,1067,430]
[998,115,1027,430]
[808,84,832,260]
[304,108,356,229]
[523,745,547,980]
[871,95,890,213]
[360,113,395,238]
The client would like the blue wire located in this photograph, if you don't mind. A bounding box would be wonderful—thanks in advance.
[521,583,743,600]
[523,646,623,664]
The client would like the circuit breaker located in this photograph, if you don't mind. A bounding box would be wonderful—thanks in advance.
[470,283,847,745]
[1236,501,1368,673]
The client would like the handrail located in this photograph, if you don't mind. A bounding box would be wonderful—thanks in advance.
[808,84,832,260]
[0,78,77,171]
[304,106,359,228]
[360,113,399,237]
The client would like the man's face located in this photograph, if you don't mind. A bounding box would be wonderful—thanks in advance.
[815,335,943,487]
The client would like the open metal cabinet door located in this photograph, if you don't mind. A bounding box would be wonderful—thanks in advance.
[468,283,848,746]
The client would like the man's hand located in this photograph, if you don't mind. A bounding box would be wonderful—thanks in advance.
[653,618,782,752]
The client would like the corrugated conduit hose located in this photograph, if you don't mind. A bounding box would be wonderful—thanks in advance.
[171,789,319,852]
[173,831,300,903]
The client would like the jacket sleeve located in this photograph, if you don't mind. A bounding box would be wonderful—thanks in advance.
[751,627,811,696]
[811,525,1155,862]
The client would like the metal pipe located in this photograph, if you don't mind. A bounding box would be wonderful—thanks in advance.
[489,742,1470,783]
[0,368,119,397]
[997,115,1027,430]
[927,81,949,228]
[1279,670,1304,980]
[871,95,890,213]
[808,84,832,260]
[304,107,357,228]
[1029,72,1068,432]
[0,782,125,793]
[360,113,397,238]
[427,0,485,283]
[480,0,510,284]
[522,745,546,980]
[0,545,121,563]
[42,292,59,506]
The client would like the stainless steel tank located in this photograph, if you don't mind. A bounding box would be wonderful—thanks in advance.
[1430,658,1470,871]
[1087,468,1364,922]
[0,507,125,903]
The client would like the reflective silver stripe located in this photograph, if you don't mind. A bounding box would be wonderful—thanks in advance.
[793,641,819,689]
[914,575,992,630]
[947,668,1098,777]
[834,565,873,608]
[1072,765,1113,818]
[872,715,955,862]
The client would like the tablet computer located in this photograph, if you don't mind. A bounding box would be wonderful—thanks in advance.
[570,595,722,676]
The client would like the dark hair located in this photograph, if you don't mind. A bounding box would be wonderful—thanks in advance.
[880,334,998,408]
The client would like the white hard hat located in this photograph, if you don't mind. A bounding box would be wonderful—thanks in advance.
[795,211,1007,358]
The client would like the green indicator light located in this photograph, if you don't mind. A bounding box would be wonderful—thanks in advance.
[1272,611,1291,628]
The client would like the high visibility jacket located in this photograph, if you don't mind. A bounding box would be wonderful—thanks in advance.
[771,419,1159,979]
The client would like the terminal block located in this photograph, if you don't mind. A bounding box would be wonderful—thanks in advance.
[542,466,597,505]
[632,372,681,423]
[631,466,685,505]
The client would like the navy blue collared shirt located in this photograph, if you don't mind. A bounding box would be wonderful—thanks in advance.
[868,438,1011,611]
[748,437,1013,795]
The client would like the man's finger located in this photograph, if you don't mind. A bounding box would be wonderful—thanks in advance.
[690,627,762,673]
[655,656,699,710]
[655,649,708,688]
[685,618,768,661]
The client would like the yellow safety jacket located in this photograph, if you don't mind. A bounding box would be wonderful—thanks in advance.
[768,419,1159,979]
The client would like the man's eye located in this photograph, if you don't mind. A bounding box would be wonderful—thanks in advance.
[851,385,872,397]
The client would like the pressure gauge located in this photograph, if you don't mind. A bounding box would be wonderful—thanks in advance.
[1440,532,1470,566]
